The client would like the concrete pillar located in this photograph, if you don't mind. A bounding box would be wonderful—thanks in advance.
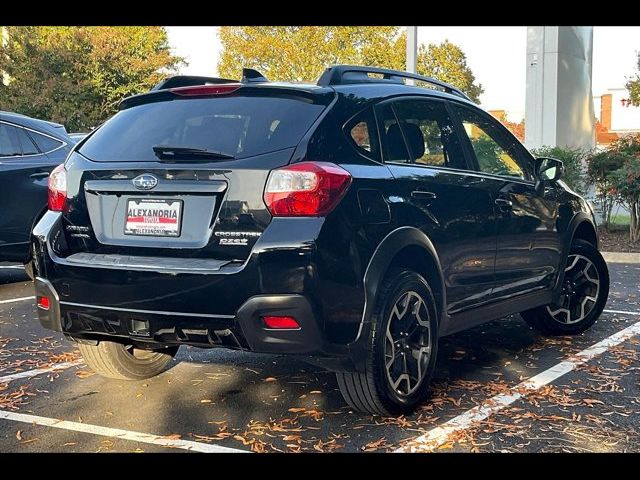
[525,26,595,150]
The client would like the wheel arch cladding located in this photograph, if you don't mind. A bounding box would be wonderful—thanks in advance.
[572,220,598,248]
[554,213,599,294]
[362,227,445,330]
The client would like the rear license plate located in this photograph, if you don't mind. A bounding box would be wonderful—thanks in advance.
[124,199,182,237]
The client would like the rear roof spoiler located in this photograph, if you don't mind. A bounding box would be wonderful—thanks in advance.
[152,69,270,91]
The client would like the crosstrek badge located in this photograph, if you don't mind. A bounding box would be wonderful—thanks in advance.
[124,199,182,237]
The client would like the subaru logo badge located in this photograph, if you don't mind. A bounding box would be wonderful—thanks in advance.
[133,174,158,190]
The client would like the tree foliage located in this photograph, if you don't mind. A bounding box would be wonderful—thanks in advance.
[218,27,483,102]
[0,26,183,131]
[627,53,640,106]
[586,148,626,232]
[415,40,483,103]
[607,134,640,241]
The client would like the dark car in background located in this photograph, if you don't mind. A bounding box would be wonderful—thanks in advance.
[31,67,609,415]
[0,111,74,263]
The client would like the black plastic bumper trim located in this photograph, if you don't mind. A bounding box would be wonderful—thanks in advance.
[59,301,235,319]
[34,276,62,332]
[235,294,323,354]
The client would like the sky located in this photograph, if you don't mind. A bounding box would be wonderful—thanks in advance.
[165,26,640,122]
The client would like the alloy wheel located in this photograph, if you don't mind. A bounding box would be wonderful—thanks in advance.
[547,254,600,324]
[384,291,432,396]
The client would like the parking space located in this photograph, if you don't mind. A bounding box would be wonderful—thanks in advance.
[0,263,638,452]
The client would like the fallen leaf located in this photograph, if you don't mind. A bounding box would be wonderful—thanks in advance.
[288,407,306,413]
[264,377,277,382]
[16,430,22,440]
[200,399,212,403]
[164,433,182,440]
[583,399,605,406]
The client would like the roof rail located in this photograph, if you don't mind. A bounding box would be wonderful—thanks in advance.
[151,75,238,91]
[316,65,471,101]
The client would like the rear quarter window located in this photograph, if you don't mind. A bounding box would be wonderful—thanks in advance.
[79,94,328,162]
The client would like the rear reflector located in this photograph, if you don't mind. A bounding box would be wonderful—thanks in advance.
[37,296,50,310]
[262,315,300,330]
[170,84,241,96]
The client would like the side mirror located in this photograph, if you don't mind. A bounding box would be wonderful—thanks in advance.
[534,157,563,195]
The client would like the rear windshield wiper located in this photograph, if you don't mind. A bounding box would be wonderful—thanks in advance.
[152,145,236,162]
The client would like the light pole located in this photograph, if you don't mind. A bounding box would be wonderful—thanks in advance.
[1,26,8,86]
[406,26,417,74]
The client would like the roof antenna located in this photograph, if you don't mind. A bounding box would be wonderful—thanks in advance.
[241,68,269,84]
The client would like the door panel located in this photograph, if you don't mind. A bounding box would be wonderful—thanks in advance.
[377,98,497,314]
[0,123,64,261]
[450,103,563,300]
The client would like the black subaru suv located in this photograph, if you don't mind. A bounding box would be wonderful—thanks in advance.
[31,66,609,415]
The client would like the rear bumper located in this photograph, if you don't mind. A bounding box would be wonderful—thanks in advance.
[31,212,353,366]
[36,275,324,355]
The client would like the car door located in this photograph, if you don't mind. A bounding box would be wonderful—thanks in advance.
[450,103,563,301]
[0,121,66,262]
[377,97,497,314]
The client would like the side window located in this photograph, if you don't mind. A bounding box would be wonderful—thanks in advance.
[453,105,532,180]
[29,131,64,153]
[378,103,410,163]
[0,124,22,157]
[344,107,381,162]
[15,128,40,155]
[392,99,466,169]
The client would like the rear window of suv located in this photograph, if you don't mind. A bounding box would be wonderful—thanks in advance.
[78,94,328,162]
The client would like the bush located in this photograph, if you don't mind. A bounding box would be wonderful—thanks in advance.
[608,134,640,242]
[585,149,626,232]
[531,145,588,195]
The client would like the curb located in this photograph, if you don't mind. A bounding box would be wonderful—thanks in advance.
[602,251,640,264]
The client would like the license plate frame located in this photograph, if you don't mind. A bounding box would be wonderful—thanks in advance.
[124,198,183,237]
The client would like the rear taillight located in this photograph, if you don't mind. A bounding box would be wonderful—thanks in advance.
[48,164,67,212]
[264,162,352,217]
[170,84,241,96]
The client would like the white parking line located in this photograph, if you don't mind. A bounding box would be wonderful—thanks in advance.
[0,360,84,384]
[0,410,249,453]
[0,296,34,305]
[395,318,640,452]
[604,309,640,316]
[0,266,24,270]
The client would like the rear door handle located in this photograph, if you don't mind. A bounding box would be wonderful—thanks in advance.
[411,190,437,200]
[30,171,50,179]
[494,198,513,209]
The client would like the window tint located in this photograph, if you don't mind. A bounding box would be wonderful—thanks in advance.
[392,99,466,169]
[0,124,22,156]
[30,131,64,153]
[15,128,40,155]
[345,107,380,162]
[79,95,328,162]
[453,105,531,180]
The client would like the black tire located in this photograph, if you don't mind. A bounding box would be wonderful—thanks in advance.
[521,240,609,335]
[336,269,438,415]
[77,341,178,380]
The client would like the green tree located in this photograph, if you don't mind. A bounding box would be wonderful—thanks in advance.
[627,53,640,106]
[0,26,183,131]
[218,28,483,102]
[416,40,483,103]
[218,27,404,83]
[607,134,640,242]
[586,149,625,232]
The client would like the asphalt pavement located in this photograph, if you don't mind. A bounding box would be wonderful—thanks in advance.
[0,262,638,453]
